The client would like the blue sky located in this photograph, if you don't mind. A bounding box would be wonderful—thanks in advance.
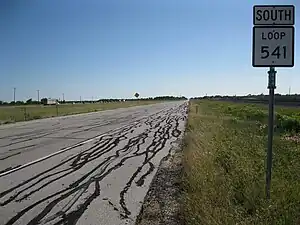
[0,0,299,101]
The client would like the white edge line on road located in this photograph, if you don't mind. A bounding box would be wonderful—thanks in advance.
[0,121,139,178]
[0,135,101,178]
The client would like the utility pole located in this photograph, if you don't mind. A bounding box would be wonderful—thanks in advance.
[37,90,40,102]
[80,96,82,103]
[13,87,16,103]
[62,93,65,102]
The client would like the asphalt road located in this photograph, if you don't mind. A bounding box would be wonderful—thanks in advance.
[0,101,188,225]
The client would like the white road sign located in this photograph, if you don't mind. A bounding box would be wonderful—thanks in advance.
[253,5,294,25]
[252,26,294,67]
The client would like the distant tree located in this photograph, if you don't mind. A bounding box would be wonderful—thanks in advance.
[26,98,33,104]
[16,101,24,105]
[41,98,47,105]
[152,96,187,101]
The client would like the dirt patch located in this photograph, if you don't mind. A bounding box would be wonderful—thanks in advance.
[135,141,183,225]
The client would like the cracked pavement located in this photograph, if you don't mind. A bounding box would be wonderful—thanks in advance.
[0,101,188,225]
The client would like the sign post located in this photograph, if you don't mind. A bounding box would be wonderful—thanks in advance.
[266,67,276,199]
[252,5,295,199]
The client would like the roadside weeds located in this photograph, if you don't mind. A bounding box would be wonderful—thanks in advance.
[182,100,300,225]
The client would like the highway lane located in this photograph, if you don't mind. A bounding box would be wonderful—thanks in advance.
[0,101,188,225]
[0,102,185,173]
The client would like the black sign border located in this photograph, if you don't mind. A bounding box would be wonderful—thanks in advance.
[253,5,295,26]
[252,25,295,67]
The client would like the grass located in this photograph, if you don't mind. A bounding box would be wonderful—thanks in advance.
[0,101,160,124]
[219,101,300,133]
[182,100,300,225]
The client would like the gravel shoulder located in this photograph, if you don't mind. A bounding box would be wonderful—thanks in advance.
[135,138,184,225]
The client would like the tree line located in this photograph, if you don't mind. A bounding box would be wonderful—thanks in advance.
[0,96,187,106]
[192,94,300,105]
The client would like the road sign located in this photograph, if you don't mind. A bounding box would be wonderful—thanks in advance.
[252,4,295,199]
[252,26,294,67]
[253,5,294,25]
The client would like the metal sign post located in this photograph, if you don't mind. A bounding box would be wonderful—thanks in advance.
[266,67,276,199]
[252,5,295,199]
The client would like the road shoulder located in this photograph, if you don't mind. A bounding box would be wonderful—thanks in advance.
[135,139,184,225]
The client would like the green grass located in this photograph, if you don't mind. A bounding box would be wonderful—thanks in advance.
[183,100,300,225]
[217,101,300,133]
[0,101,160,124]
